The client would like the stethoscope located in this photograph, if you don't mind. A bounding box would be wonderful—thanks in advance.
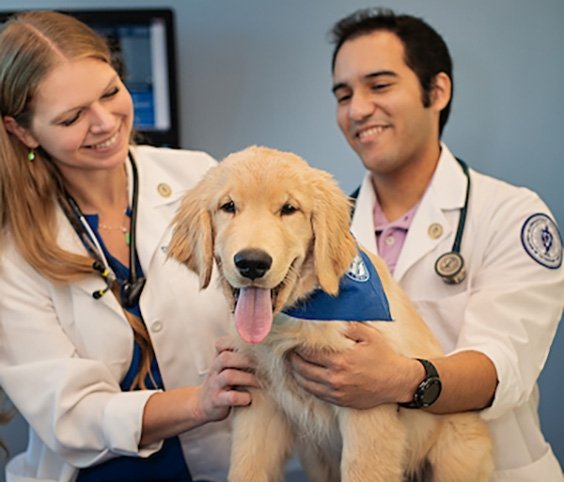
[433,158,470,285]
[63,151,146,307]
[350,157,471,285]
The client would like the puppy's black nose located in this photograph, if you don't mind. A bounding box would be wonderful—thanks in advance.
[234,249,272,280]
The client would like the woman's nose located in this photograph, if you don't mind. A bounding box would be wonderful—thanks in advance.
[89,103,116,134]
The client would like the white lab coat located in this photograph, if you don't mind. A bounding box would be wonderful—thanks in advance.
[0,145,234,482]
[351,144,564,481]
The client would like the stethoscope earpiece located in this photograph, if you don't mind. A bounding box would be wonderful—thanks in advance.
[91,261,115,300]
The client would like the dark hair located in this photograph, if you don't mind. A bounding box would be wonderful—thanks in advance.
[330,8,453,135]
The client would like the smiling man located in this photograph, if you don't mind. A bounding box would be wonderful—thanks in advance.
[290,8,564,481]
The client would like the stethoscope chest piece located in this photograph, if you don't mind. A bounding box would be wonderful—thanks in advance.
[435,251,466,285]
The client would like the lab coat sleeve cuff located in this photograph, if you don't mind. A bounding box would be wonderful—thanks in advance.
[448,344,521,421]
[103,389,163,456]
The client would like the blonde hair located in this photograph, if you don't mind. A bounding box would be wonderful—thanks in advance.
[0,389,13,457]
[0,11,153,389]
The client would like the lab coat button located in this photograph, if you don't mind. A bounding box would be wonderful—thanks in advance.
[428,223,443,239]
[151,321,163,333]
[157,183,172,197]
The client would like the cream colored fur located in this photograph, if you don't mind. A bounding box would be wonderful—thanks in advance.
[169,146,493,482]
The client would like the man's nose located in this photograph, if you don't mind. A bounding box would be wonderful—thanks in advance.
[348,92,374,121]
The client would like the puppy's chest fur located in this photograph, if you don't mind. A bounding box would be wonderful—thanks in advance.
[237,315,357,455]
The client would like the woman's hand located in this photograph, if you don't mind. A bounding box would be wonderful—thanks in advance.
[288,322,422,409]
[140,335,258,446]
[193,335,259,423]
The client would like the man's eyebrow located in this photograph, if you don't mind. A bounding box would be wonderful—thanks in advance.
[332,70,398,94]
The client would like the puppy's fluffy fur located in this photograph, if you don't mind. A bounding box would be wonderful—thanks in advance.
[169,146,493,482]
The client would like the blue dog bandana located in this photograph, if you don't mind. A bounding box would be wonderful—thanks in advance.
[282,250,393,322]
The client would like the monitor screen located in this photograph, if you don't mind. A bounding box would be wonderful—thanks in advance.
[0,9,179,147]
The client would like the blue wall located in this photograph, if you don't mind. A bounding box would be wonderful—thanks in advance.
[1,1,563,479]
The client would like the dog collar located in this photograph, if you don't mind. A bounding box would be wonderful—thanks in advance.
[282,250,393,322]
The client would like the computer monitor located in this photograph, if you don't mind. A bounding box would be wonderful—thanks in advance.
[0,9,179,147]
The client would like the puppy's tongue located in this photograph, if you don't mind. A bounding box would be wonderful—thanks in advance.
[234,287,273,344]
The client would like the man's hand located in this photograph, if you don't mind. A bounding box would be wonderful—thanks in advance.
[288,322,422,409]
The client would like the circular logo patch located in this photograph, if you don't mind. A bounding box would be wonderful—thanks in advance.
[521,213,562,269]
[346,255,370,282]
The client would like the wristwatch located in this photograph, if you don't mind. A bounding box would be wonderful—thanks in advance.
[398,358,442,409]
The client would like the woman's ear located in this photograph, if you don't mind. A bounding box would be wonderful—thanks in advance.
[2,116,40,148]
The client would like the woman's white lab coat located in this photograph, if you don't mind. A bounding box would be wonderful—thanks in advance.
[351,144,564,481]
[0,145,234,482]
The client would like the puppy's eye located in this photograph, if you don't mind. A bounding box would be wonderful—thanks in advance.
[220,200,236,213]
[281,203,297,215]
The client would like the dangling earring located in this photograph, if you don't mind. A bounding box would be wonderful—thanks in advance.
[27,149,35,161]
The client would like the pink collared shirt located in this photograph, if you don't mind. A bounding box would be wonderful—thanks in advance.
[373,198,419,274]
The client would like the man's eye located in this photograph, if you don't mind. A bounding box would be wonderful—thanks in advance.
[372,83,391,91]
[335,93,351,104]
[220,200,236,213]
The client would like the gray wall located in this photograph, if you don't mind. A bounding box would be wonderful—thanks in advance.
[1,0,563,479]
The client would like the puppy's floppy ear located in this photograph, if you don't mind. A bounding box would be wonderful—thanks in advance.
[168,181,215,289]
[311,169,357,295]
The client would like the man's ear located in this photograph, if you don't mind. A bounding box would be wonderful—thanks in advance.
[430,72,452,112]
[2,116,39,148]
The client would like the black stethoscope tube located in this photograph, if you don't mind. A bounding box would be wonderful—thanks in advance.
[63,151,145,306]
[349,157,471,285]
[433,158,470,284]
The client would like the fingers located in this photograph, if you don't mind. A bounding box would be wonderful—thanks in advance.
[214,347,256,375]
[290,350,329,383]
[343,321,375,342]
[217,367,259,389]
[215,334,239,353]
[216,387,253,408]
[292,345,334,367]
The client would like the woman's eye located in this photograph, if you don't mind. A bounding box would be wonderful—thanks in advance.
[281,203,297,215]
[60,112,81,127]
[102,86,120,99]
[220,200,236,213]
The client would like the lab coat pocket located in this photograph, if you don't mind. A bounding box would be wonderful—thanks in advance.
[492,444,564,481]
[413,290,470,353]
[6,454,61,482]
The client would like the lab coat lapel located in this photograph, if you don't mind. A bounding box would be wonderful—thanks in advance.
[393,150,468,283]
[350,172,379,255]
[54,149,179,317]
[56,209,126,317]
[131,148,183,272]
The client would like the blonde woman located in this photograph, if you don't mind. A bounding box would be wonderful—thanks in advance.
[0,11,257,482]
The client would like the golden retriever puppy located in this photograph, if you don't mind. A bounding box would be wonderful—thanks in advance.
[169,146,493,482]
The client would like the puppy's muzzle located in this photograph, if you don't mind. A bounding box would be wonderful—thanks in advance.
[234,249,272,280]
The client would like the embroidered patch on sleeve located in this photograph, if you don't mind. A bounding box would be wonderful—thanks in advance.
[520,213,562,269]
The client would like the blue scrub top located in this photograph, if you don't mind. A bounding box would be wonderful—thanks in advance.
[75,214,193,482]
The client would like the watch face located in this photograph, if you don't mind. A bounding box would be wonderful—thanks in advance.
[419,378,442,406]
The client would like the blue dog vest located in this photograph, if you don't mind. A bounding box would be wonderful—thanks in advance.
[282,250,393,322]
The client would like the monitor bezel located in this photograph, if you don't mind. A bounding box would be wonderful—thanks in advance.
[0,8,180,148]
